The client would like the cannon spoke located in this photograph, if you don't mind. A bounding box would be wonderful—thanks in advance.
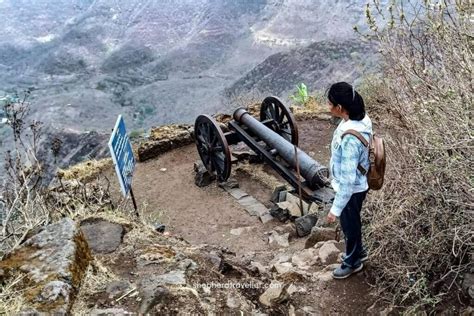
[274,103,280,122]
[260,96,299,146]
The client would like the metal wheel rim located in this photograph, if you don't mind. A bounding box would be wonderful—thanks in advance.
[260,96,299,145]
[194,114,231,181]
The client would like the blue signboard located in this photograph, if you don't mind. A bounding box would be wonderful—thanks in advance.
[108,115,136,197]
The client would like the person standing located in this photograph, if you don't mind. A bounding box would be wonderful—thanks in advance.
[325,82,372,279]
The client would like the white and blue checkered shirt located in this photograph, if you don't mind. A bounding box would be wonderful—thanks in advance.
[329,115,372,216]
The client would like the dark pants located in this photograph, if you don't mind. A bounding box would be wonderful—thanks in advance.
[340,190,368,268]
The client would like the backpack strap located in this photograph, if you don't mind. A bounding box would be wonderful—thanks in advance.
[342,129,369,147]
[341,129,369,175]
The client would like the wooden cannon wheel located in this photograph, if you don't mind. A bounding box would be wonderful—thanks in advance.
[260,96,299,146]
[194,115,232,182]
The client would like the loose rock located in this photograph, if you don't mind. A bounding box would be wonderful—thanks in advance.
[90,308,133,315]
[270,204,290,222]
[230,226,254,236]
[318,242,341,265]
[285,193,311,215]
[268,231,290,248]
[305,227,337,249]
[204,252,223,271]
[232,150,251,161]
[218,177,239,190]
[272,262,293,274]
[194,162,216,187]
[106,280,130,299]
[271,185,288,203]
[462,273,474,300]
[178,258,199,275]
[295,214,318,237]
[259,281,291,307]
[226,293,241,309]
[291,248,319,270]
[139,285,170,315]
[250,261,268,275]
[259,213,274,224]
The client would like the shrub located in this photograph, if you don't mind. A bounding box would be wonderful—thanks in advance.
[0,95,113,257]
[289,83,309,106]
[361,0,472,311]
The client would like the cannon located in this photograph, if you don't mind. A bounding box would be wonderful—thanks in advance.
[194,97,334,203]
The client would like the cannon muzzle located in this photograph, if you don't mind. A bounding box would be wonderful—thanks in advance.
[233,108,328,189]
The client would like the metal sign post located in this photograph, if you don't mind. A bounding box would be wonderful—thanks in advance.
[108,115,138,217]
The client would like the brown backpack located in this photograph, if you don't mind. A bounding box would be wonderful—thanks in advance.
[342,129,386,190]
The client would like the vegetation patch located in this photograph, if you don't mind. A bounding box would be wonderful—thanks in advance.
[360,1,472,311]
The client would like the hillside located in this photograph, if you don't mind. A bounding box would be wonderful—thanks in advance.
[226,40,375,100]
[0,0,380,131]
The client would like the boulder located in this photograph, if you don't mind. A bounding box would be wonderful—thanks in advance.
[80,218,124,254]
[0,218,91,314]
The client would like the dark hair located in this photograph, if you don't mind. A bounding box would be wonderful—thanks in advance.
[327,82,366,121]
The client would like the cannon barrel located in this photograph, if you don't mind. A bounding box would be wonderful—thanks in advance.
[234,108,328,189]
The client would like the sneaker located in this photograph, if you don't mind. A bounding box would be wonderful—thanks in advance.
[340,251,369,262]
[332,263,364,279]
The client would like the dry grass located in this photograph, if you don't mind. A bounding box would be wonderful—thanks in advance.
[149,124,192,141]
[0,274,28,315]
[290,97,333,121]
[70,258,119,315]
[360,1,473,311]
[57,158,112,183]
[235,163,285,190]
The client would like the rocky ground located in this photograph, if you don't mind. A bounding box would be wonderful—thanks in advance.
[81,115,384,315]
[0,113,394,314]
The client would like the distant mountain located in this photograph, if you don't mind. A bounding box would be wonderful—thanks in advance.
[0,0,379,130]
[226,40,376,101]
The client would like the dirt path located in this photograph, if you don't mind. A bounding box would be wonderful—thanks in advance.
[131,144,278,255]
[115,118,333,254]
[104,117,379,314]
